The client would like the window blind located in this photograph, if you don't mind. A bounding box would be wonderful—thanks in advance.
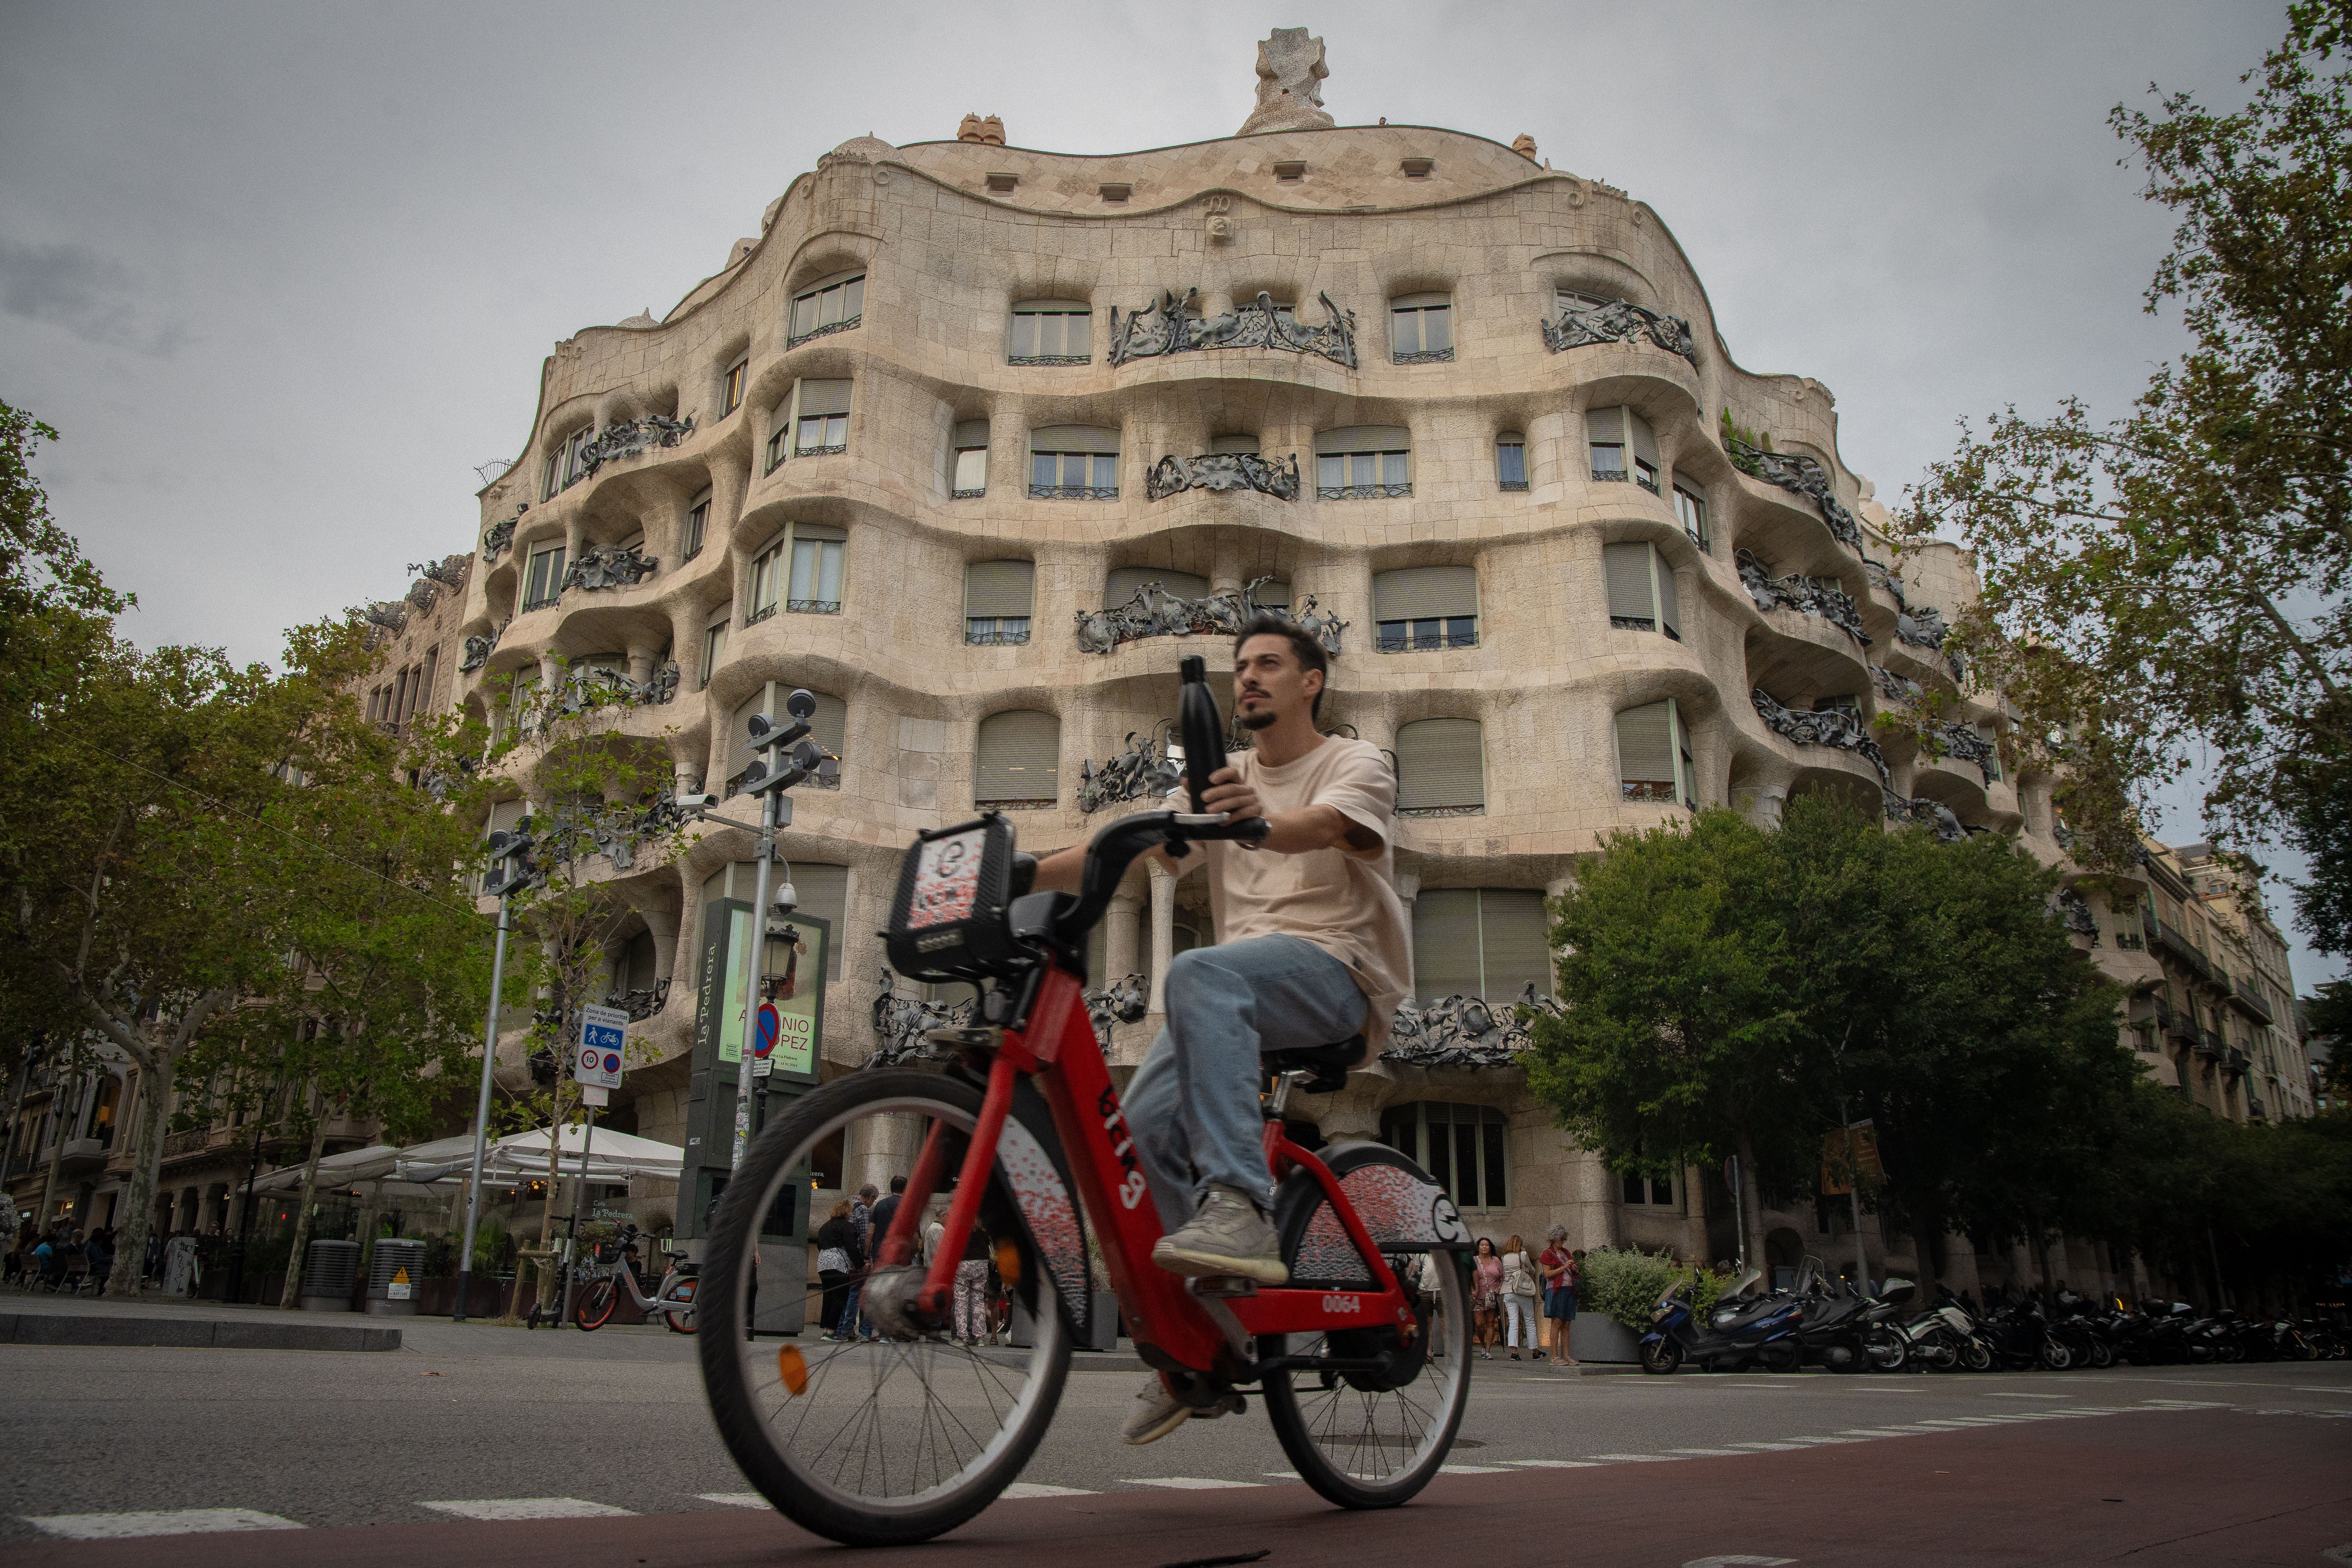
[1656,556,1681,638]
[952,419,990,450]
[1374,565,1478,621]
[1412,890,1483,1001]
[1030,424,1121,454]
[1628,410,1659,468]
[728,691,768,783]
[1208,434,1260,455]
[1587,406,1624,444]
[963,560,1035,618]
[797,378,852,416]
[1616,701,1676,786]
[1478,890,1552,998]
[1395,719,1485,811]
[1603,542,1655,623]
[1315,425,1412,455]
[976,711,1061,804]
[776,862,848,982]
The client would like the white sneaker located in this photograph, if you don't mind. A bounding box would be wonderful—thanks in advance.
[1122,1373,1191,1445]
[1151,1186,1288,1285]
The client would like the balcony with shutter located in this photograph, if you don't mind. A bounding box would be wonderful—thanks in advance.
[1394,719,1484,819]
[1372,567,1478,657]
[2227,974,2275,1024]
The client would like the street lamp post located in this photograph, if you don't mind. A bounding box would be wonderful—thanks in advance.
[455,825,537,1324]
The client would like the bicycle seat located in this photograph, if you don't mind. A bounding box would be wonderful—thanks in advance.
[1264,1034,1366,1096]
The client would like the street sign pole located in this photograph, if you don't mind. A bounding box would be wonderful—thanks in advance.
[563,1005,629,1328]
[735,786,779,1173]
[455,889,514,1324]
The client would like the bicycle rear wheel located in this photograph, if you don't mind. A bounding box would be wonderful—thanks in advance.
[697,1069,1073,1547]
[574,1277,616,1331]
[1261,1142,1472,1509]
[662,1275,697,1335]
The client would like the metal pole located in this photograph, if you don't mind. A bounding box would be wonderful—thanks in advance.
[735,789,778,1172]
[454,891,514,1324]
[558,1104,595,1327]
[1727,1154,1746,1273]
[225,1102,269,1306]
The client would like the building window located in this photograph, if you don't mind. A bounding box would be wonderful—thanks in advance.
[1411,888,1550,1004]
[965,560,1034,645]
[789,271,864,345]
[1390,292,1454,364]
[1616,698,1697,807]
[682,488,711,562]
[1672,482,1709,551]
[1379,1101,1507,1211]
[1496,433,1528,491]
[699,617,728,689]
[1621,1172,1677,1207]
[1395,718,1484,816]
[1603,541,1682,639]
[721,356,748,418]
[1029,425,1120,498]
[1373,565,1478,652]
[951,419,989,497]
[522,543,567,611]
[544,426,593,499]
[746,524,843,622]
[1588,406,1660,493]
[794,378,851,457]
[1316,426,1412,499]
[975,710,1061,808]
[1009,300,1091,365]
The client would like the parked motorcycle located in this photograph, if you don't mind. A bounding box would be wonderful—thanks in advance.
[1640,1268,1805,1374]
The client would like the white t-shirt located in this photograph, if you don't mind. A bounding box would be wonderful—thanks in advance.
[1186,734,1412,1049]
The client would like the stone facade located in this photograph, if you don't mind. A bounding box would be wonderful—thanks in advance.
[367,83,2257,1295]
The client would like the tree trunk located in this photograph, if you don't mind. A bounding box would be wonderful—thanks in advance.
[277,1084,334,1310]
[106,1050,173,1298]
[1734,1128,1766,1275]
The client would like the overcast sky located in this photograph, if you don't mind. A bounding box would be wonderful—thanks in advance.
[2,1,2332,986]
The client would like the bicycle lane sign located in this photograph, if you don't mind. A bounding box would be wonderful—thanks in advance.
[577,1004,628,1090]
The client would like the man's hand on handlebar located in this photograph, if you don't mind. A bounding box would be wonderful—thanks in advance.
[1028,764,1374,894]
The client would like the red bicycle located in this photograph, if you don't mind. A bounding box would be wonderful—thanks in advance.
[698,659,1474,1546]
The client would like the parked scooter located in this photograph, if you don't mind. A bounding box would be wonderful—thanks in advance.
[1640,1268,1805,1374]
[1897,1287,1992,1371]
[1788,1263,1912,1373]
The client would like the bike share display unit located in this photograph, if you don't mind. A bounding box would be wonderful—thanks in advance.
[696,657,1478,1547]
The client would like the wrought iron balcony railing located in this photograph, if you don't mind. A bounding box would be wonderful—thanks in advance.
[787,314,859,348]
[1317,482,1413,501]
[787,599,842,615]
[1377,628,1478,653]
[1029,484,1119,500]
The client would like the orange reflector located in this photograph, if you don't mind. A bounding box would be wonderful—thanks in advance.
[994,1238,1022,1284]
[777,1345,809,1397]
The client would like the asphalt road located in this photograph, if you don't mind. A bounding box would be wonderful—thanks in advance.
[3,1311,2348,1564]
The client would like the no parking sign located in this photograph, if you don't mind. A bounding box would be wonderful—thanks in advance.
[576,1003,628,1090]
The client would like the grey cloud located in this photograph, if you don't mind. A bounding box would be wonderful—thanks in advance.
[0,237,188,357]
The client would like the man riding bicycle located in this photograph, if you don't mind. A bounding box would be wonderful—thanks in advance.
[1028,613,1411,1444]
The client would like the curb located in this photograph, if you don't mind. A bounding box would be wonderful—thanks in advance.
[0,1312,402,1352]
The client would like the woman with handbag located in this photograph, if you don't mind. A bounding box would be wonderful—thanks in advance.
[813,1200,860,1338]
[1499,1234,1540,1361]
[1470,1237,1502,1359]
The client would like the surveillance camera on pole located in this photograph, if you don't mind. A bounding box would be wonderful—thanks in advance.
[736,690,821,1171]
[456,815,537,1323]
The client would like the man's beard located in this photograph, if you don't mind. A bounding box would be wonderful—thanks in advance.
[1238,707,1278,731]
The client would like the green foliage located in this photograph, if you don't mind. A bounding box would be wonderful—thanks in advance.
[1575,1247,1736,1331]
[1892,3,2351,924]
[1527,798,2141,1264]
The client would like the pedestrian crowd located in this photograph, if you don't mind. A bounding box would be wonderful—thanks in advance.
[814,1175,1011,1345]
[1464,1226,1584,1365]
[4,1218,116,1294]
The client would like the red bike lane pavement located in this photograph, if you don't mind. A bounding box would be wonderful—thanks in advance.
[21,1408,2351,1567]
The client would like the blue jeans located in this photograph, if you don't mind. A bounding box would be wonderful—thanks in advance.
[1125,935,1366,1227]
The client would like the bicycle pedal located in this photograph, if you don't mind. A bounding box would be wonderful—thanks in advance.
[1189,1275,1257,1299]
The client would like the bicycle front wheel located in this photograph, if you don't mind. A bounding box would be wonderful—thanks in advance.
[574,1277,616,1331]
[697,1069,1073,1547]
[1262,1142,1472,1509]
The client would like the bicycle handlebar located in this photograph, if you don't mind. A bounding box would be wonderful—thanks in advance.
[1052,808,1268,949]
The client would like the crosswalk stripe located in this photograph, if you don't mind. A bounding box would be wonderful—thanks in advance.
[1439,1464,1513,1473]
[420,1499,633,1521]
[1666,1447,1749,1456]
[1502,1458,1603,1467]
[1121,1477,1261,1490]
[696,1494,770,1508]
[1587,1453,1685,1461]
[22,1510,304,1540]
[1000,1483,1097,1498]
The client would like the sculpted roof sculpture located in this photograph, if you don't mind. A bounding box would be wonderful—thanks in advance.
[1237,27,1335,136]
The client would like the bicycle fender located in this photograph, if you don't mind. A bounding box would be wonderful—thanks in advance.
[1274,1140,1472,1290]
[985,1076,1095,1343]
